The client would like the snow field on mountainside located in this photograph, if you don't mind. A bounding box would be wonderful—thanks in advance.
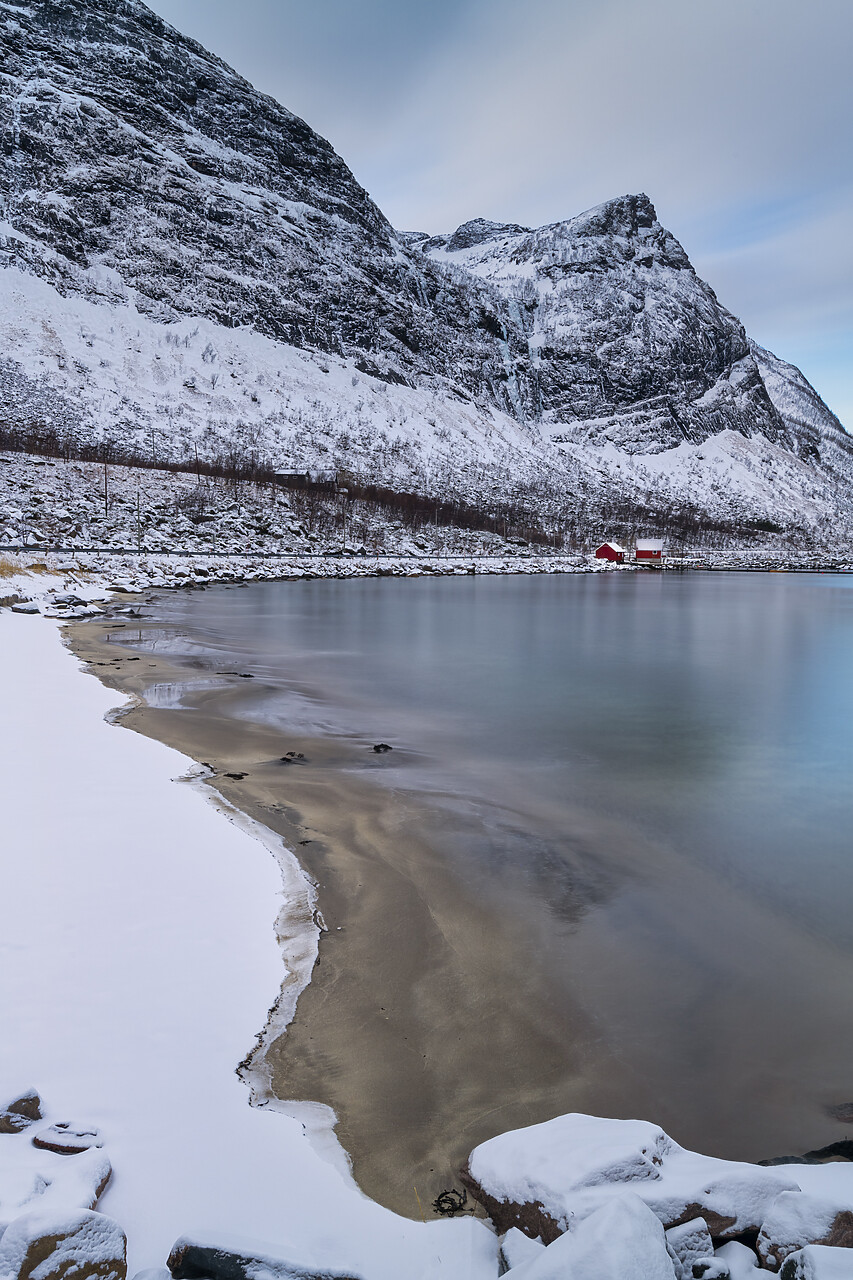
[0,265,547,492]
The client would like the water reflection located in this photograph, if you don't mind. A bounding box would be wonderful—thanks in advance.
[132,572,853,1162]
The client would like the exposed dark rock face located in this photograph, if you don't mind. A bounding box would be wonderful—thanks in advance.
[418,195,788,454]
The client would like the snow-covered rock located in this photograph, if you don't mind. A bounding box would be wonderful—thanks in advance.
[497,1193,675,1279]
[499,1226,545,1271]
[0,1145,113,1235]
[779,1245,853,1279]
[166,1235,362,1280]
[0,1207,126,1280]
[419,197,785,455]
[0,1092,41,1136]
[33,1125,104,1156]
[666,1217,715,1280]
[715,1241,761,1278]
[463,1112,801,1242]
[758,1193,853,1270]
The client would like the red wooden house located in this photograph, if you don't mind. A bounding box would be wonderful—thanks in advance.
[636,538,664,561]
[595,542,626,563]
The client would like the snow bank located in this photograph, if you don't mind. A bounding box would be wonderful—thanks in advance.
[0,613,497,1280]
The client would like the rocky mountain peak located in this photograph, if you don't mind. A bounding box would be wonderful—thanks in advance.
[445,218,531,252]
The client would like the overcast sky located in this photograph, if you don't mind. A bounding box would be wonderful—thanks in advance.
[150,0,852,427]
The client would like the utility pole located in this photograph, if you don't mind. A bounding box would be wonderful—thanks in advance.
[103,458,109,520]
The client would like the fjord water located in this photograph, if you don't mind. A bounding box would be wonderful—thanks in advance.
[143,572,853,1185]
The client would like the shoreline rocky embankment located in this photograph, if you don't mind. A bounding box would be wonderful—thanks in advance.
[4,543,853,623]
[2,452,851,601]
[4,1091,853,1280]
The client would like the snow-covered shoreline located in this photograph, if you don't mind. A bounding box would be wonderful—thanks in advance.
[0,610,497,1278]
[3,547,853,621]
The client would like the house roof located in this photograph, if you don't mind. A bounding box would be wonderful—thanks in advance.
[598,542,626,553]
[636,538,664,550]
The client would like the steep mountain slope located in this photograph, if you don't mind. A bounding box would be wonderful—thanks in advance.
[0,0,532,411]
[416,199,787,455]
[0,0,849,542]
[750,341,853,467]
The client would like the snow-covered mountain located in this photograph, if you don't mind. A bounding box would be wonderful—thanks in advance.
[416,200,786,454]
[0,0,849,541]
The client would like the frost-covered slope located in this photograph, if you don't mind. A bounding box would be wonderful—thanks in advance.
[0,0,849,541]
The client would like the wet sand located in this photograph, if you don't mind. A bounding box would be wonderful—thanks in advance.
[66,602,644,1217]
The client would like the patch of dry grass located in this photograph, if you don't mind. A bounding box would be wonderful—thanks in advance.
[0,555,22,578]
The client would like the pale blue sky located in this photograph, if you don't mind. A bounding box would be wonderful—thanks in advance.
[151,0,852,427]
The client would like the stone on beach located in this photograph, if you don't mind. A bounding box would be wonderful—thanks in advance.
[758,1193,853,1269]
[463,1112,801,1242]
[33,1124,104,1155]
[0,1207,127,1280]
[496,1193,675,1279]
[715,1241,761,1277]
[826,1106,853,1126]
[499,1226,545,1270]
[666,1216,715,1280]
[780,1245,853,1278]
[0,1146,113,1233]
[166,1236,364,1280]
[0,1089,42,1133]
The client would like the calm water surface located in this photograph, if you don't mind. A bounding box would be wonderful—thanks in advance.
[140,572,853,1162]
